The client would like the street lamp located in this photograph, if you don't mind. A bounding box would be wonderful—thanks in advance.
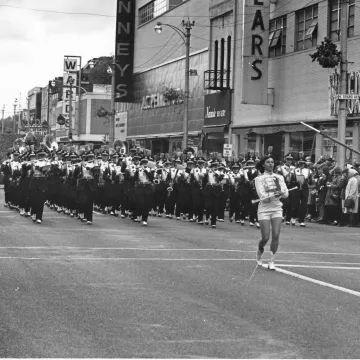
[89,58,116,144]
[13,98,18,134]
[154,19,195,150]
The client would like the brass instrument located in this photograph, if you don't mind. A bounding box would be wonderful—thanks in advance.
[167,180,174,192]
[44,134,58,152]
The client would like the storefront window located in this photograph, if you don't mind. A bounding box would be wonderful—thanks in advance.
[322,128,353,160]
[290,132,303,159]
[247,134,256,151]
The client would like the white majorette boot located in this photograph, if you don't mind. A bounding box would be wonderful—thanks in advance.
[256,249,263,266]
[268,251,276,271]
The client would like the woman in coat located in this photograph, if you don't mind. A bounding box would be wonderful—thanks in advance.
[343,169,359,227]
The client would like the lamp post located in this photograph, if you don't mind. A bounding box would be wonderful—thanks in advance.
[68,77,75,141]
[89,58,116,144]
[13,98,18,134]
[1,105,5,134]
[154,19,195,150]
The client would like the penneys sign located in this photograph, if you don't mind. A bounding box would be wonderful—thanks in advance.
[114,0,135,103]
[241,0,269,105]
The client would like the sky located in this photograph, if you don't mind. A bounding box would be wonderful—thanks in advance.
[0,0,117,117]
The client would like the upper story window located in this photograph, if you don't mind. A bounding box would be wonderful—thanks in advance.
[269,16,287,58]
[330,0,355,41]
[139,0,167,26]
[295,4,318,51]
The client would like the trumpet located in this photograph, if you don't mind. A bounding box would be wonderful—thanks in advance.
[154,179,160,185]
[167,186,173,192]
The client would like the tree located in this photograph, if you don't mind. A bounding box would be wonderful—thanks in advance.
[84,56,113,85]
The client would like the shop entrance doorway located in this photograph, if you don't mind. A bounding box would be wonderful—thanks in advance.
[263,132,284,161]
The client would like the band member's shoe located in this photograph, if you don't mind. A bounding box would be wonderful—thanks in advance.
[211,225,216,229]
[36,219,42,224]
[87,221,92,225]
[205,220,209,225]
[25,212,30,218]
[198,221,204,225]
[143,221,148,226]
[4,203,8,208]
[218,219,224,222]
[31,214,36,222]
[165,214,170,218]
[291,218,296,226]
[236,220,240,224]
[176,217,181,220]
[286,221,290,225]
[256,222,260,229]
[256,250,263,266]
[249,222,255,227]
[240,220,245,226]
[300,222,306,227]
[229,216,233,223]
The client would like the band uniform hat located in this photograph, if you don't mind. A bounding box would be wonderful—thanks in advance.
[186,158,195,165]
[231,162,240,169]
[86,150,95,158]
[217,162,226,169]
[132,153,141,160]
[285,154,294,160]
[174,157,182,163]
[28,151,36,160]
[101,149,109,157]
[164,159,172,165]
[140,157,148,165]
[69,152,77,160]
[35,148,47,157]
[210,159,219,167]
[246,158,255,165]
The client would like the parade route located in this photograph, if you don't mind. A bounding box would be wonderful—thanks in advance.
[0,191,360,358]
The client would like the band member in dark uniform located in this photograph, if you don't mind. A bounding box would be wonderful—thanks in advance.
[28,147,50,224]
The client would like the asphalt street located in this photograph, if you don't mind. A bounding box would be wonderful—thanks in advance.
[0,190,360,358]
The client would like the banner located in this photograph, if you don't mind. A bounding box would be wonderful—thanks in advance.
[114,0,135,103]
[241,0,270,105]
[204,90,231,127]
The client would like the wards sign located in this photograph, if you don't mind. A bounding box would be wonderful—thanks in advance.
[114,0,135,103]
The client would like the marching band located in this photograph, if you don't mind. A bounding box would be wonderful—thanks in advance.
[1,135,358,228]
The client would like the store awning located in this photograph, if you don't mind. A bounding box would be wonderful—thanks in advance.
[232,123,312,135]
[126,131,201,140]
[202,124,226,134]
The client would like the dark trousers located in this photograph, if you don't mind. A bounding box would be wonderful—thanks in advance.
[30,190,46,220]
[135,184,153,222]
[204,185,221,226]
[79,190,94,222]
[229,191,241,221]
[192,186,204,221]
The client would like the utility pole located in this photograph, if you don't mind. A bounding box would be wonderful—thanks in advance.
[1,105,5,134]
[13,99,17,134]
[337,0,348,168]
[69,79,74,141]
[47,81,51,135]
[182,19,194,150]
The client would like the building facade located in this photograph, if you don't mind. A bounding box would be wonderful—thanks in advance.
[118,0,209,154]
[120,0,360,161]
[227,0,360,162]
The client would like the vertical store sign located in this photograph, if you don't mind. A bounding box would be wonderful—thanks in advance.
[241,0,269,105]
[114,0,135,102]
[62,58,78,129]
